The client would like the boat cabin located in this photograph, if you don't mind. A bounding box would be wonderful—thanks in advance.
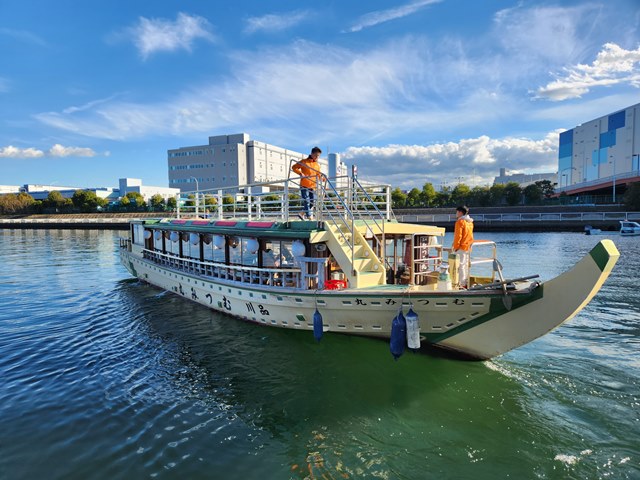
[121,171,497,291]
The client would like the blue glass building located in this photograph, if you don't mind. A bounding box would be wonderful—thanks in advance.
[558,103,640,193]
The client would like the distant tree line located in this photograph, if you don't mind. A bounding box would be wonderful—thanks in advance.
[2,180,640,215]
[624,182,640,210]
[391,180,557,208]
[0,190,177,214]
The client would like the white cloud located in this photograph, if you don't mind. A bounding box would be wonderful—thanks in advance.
[48,144,97,157]
[342,132,560,188]
[36,2,616,142]
[0,77,9,93]
[493,4,600,65]
[347,0,442,33]
[35,39,432,140]
[0,145,97,158]
[126,12,215,59]
[63,94,122,114]
[535,43,640,101]
[0,146,45,158]
[244,10,309,34]
[31,4,638,190]
[0,28,47,47]
[36,37,518,142]
[40,4,627,143]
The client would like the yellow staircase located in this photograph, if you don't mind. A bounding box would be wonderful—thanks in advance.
[322,222,386,288]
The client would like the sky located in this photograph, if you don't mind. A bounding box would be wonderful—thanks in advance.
[1,0,640,190]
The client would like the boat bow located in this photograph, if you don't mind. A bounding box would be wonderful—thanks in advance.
[438,240,620,359]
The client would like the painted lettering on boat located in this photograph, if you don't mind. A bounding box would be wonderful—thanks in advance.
[246,302,270,315]
[222,296,232,311]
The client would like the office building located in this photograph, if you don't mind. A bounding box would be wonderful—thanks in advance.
[167,133,341,192]
[558,102,640,194]
[493,168,556,187]
[14,179,177,203]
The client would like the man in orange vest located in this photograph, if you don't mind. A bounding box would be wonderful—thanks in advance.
[452,205,474,288]
[292,147,324,219]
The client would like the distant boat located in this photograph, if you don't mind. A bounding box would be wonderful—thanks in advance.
[119,169,620,360]
[620,220,640,236]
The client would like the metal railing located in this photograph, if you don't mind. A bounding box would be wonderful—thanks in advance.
[174,171,394,272]
[313,175,392,271]
[142,249,305,288]
[0,217,131,224]
[398,211,640,223]
[174,172,393,223]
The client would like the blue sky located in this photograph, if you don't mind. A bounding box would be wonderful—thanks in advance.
[1,0,639,190]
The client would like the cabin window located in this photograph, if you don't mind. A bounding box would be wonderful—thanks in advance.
[181,233,198,260]
[280,241,297,266]
[262,240,282,267]
[228,237,241,264]
[153,231,164,252]
[226,236,259,266]
[166,232,179,255]
[132,224,145,246]
[203,238,226,263]
[261,240,296,268]
[241,238,258,266]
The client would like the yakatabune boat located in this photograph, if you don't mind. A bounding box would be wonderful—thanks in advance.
[119,170,619,360]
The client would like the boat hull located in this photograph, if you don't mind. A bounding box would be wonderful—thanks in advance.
[119,240,619,360]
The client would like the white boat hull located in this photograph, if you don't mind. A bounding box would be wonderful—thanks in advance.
[120,240,619,360]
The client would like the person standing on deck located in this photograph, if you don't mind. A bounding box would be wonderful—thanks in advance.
[452,205,474,289]
[291,147,324,220]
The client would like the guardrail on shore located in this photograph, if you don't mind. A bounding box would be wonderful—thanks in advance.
[0,218,131,224]
[398,212,640,223]
[2,211,640,228]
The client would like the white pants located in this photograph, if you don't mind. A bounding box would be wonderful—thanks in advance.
[458,250,470,287]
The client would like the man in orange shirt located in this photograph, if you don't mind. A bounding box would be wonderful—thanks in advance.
[452,205,474,288]
[292,146,323,219]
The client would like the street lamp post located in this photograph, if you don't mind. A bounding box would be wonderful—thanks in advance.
[610,156,616,204]
[559,167,576,189]
[189,176,199,216]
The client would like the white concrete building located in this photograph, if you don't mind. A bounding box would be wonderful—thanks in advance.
[493,168,557,187]
[168,133,339,192]
[22,185,119,202]
[20,184,88,201]
[0,185,21,195]
[118,178,179,201]
[14,180,177,203]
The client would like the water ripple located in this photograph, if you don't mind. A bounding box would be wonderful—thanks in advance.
[0,230,638,479]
